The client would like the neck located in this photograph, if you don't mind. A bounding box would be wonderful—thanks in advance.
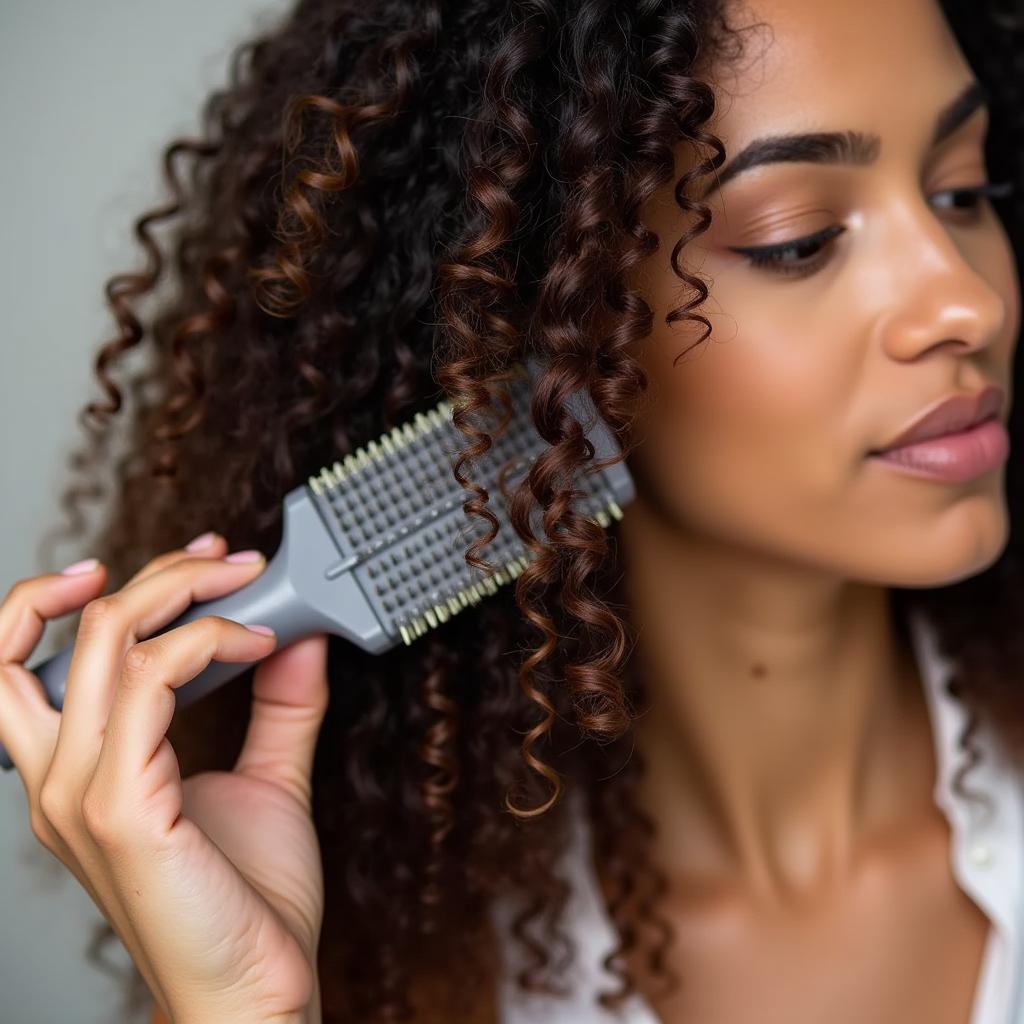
[618,496,936,908]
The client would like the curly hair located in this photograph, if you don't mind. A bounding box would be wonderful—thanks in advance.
[38,0,1024,1020]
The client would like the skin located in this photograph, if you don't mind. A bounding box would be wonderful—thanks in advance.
[616,0,1019,1020]
[0,539,327,1024]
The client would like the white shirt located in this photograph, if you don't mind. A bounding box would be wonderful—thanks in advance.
[493,605,1024,1022]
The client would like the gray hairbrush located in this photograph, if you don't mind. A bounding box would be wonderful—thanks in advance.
[0,358,634,771]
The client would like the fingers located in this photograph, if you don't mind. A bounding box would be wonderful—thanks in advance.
[121,532,228,589]
[235,634,330,807]
[92,616,277,808]
[0,537,229,778]
[52,551,269,777]
[0,663,62,790]
[0,561,108,787]
[0,560,107,664]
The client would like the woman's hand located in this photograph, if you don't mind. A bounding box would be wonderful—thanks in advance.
[0,534,329,1024]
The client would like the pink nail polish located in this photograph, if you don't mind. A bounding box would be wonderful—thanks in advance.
[185,531,216,552]
[246,624,275,635]
[224,549,263,564]
[61,557,100,576]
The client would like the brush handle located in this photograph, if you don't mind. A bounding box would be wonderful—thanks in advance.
[0,542,325,773]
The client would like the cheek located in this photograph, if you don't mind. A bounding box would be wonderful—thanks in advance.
[630,311,856,548]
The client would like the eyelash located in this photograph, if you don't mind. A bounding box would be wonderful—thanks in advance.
[730,181,1017,279]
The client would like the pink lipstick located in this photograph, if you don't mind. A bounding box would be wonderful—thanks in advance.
[868,417,1009,482]
[867,384,1009,483]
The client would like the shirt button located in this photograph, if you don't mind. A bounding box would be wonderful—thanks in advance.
[968,843,994,866]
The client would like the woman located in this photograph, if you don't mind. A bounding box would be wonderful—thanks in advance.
[0,0,1021,1020]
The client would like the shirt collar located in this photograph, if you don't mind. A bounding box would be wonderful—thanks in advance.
[906,603,1022,947]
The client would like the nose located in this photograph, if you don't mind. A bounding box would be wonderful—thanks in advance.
[871,195,1010,361]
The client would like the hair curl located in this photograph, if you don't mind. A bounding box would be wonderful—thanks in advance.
[35,0,1024,1020]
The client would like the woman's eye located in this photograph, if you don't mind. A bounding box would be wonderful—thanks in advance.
[727,225,846,279]
[930,179,1015,212]
[728,180,1016,280]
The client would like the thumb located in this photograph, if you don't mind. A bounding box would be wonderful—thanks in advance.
[233,632,330,805]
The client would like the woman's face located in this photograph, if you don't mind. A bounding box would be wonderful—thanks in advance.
[625,0,1020,587]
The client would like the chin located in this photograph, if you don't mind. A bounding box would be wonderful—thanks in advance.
[880,500,1011,589]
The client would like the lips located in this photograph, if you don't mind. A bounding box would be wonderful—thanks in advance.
[870,384,1005,454]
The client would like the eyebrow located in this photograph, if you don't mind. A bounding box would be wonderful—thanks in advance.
[698,79,990,200]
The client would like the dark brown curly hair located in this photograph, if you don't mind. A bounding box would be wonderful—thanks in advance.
[36,0,1024,1019]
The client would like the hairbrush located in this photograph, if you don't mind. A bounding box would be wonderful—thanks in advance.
[0,358,634,771]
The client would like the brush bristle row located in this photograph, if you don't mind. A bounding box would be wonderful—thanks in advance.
[307,374,623,646]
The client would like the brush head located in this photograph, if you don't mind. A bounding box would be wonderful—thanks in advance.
[305,360,635,648]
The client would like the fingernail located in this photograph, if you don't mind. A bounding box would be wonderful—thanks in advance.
[185,531,217,552]
[246,624,275,636]
[224,549,263,564]
[61,557,100,576]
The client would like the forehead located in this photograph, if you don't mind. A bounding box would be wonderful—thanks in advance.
[708,0,972,146]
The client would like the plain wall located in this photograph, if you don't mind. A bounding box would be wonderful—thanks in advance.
[0,2,285,1019]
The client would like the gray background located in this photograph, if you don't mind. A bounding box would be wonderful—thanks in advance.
[0,1,285,1019]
